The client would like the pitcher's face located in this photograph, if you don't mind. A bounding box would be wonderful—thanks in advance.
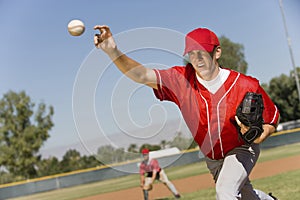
[188,47,221,80]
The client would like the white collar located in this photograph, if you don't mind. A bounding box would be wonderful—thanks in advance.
[196,68,230,94]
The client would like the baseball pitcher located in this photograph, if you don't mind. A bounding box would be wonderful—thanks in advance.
[94,25,280,200]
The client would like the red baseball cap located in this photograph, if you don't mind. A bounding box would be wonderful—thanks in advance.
[141,148,150,154]
[183,28,220,55]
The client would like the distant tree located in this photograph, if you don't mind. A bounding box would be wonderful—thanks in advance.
[218,36,248,73]
[264,67,300,122]
[36,156,61,176]
[80,155,101,168]
[139,143,161,152]
[127,143,138,153]
[113,147,126,163]
[37,153,100,176]
[96,145,139,165]
[60,149,86,172]
[96,145,115,165]
[126,143,141,160]
[160,140,167,149]
[0,171,15,184]
[261,83,268,92]
[0,90,54,179]
[188,139,198,149]
[168,132,193,150]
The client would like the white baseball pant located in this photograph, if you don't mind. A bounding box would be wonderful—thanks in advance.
[144,169,179,196]
[205,144,274,200]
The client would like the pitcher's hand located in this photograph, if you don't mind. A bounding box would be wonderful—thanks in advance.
[94,25,117,54]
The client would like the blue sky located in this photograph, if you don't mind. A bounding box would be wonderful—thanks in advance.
[0,0,299,158]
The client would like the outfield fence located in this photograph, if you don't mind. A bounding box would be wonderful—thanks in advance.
[0,129,300,199]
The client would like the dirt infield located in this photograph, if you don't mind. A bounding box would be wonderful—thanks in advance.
[80,155,300,200]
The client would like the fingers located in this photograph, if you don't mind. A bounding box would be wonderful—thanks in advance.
[93,25,109,30]
[94,34,101,48]
[93,25,110,33]
[235,116,249,134]
[235,116,242,127]
[93,25,112,48]
[94,34,100,42]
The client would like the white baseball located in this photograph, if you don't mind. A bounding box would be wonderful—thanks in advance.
[68,19,85,36]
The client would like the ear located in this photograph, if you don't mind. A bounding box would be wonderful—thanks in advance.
[215,46,222,59]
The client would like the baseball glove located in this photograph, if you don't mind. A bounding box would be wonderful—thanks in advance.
[236,92,264,144]
[143,184,153,191]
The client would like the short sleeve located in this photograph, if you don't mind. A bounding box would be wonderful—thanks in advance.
[153,69,179,104]
[139,163,145,175]
[150,159,160,172]
[152,66,193,106]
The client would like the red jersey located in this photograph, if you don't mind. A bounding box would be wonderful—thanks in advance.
[153,65,279,160]
[139,159,161,175]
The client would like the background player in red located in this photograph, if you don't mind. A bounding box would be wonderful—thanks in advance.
[94,25,280,200]
[139,148,180,200]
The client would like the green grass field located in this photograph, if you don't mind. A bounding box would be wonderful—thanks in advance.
[9,143,300,200]
[160,170,300,200]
